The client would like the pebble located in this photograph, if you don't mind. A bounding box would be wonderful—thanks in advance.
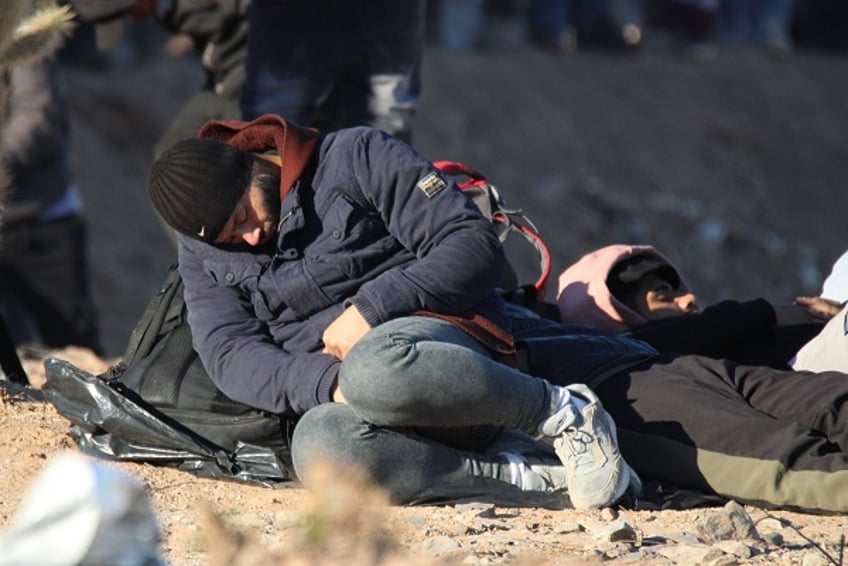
[756,517,785,531]
[801,552,833,566]
[697,501,760,543]
[418,535,463,555]
[592,520,641,544]
[760,531,784,546]
[552,521,585,534]
[600,507,619,521]
[657,543,725,564]
[454,502,497,518]
[713,540,753,558]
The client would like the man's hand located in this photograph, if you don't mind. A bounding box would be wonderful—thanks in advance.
[322,305,372,361]
[330,380,347,403]
[795,296,845,321]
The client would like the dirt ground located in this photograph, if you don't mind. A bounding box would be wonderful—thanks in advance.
[3,349,848,565]
[2,32,848,565]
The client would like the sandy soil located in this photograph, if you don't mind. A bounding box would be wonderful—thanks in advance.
[2,30,848,566]
[1,348,847,566]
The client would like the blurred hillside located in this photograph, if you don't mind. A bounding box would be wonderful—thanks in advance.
[62,38,848,357]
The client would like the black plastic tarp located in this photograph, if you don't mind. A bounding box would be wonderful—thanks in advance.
[42,357,296,488]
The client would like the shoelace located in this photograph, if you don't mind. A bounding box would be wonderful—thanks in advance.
[562,427,597,465]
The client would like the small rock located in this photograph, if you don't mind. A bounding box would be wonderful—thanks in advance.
[704,555,739,566]
[418,536,463,555]
[801,552,833,566]
[468,517,511,533]
[761,531,784,546]
[756,518,785,531]
[714,540,752,559]
[592,520,641,544]
[442,521,471,538]
[697,501,760,543]
[657,544,725,564]
[455,502,497,518]
[667,531,704,546]
[600,507,619,521]
[597,541,634,559]
[553,521,585,534]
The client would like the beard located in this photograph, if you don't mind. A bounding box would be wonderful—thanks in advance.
[256,173,282,238]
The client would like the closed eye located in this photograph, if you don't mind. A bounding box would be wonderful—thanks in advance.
[651,283,675,301]
[215,203,250,245]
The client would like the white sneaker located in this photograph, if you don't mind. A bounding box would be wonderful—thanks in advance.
[492,429,568,492]
[539,383,639,509]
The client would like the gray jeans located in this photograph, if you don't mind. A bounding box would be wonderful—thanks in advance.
[291,316,564,506]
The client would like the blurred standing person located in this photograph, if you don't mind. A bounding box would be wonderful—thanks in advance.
[719,0,796,52]
[0,57,102,354]
[69,0,249,246]
[792,0,848,51]
[429,0,487,51]
[527,0,578,53]
[526,0,643,53]
[148,0,249,157]
[240,0,425,143]
[68,0,250,158]
[647,0,721,58]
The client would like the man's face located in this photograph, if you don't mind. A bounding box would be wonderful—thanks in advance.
[630,273,700,321]
[213,158,281,247]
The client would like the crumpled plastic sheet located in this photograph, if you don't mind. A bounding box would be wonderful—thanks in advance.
[41,357,296,488]
[39,358,722,509]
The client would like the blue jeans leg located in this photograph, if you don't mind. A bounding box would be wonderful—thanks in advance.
[241,0,424,142]
[339,316,553,432]
[292,403,568,506]
[290,316,568,505]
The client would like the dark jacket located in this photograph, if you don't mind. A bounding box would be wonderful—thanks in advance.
[1,59,73,225]
[177,127,509,416]
[625,299,822,369]
[157,0,248,98]
[506,302,659,390]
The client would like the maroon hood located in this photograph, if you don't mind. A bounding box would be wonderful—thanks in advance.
[198,114,321,202]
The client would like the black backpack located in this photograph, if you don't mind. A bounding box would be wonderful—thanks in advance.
[43,264,297,486]
[42,160,552,486]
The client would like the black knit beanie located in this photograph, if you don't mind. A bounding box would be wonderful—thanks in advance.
[148,138,253,243]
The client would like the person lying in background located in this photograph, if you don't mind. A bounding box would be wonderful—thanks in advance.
[792,248,848,373]
[555,244,835,369]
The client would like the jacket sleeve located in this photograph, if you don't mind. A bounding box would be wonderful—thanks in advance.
[345,129,506,325]
[627,298,777,358]
[177,240,341,416]
[157,0,245,39]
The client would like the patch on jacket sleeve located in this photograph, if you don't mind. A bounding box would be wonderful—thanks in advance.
[416,171,448,198]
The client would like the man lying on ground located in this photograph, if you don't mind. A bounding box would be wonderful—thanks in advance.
[555,243,833,369]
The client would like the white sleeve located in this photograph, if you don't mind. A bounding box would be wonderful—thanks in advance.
[822,250,848,302]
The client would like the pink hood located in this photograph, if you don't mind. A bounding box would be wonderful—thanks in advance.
[556,244,691,333]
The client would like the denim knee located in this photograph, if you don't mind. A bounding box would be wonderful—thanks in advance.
[338,317,464,413]
[338,326,402,402]
[291,404,359,481]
